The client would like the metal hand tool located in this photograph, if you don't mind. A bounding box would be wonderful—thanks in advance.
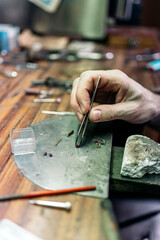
[29,200,71,210]
[27,49,114,62]
[0,69,18,78]
[75,75,101,148]
[41,110,75,115]
[32,77,73,92]
[0,57,39,70]
[33,98,61,103]
[8,87,54,98]
[125,52,160,63]
[0,186,96,201]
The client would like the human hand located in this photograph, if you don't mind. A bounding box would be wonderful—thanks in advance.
[70,70,160,124]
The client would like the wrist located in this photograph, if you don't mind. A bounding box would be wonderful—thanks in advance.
[151,92,160,117]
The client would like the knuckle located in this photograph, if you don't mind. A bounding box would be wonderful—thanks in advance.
[80,70,92,79]
[72,77,79,87]
[70,98,77,109]
[104,106,115,121]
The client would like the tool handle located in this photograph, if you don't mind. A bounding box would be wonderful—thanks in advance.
[0,186,96,201]
[25,88,41,95]
[46,77,73,89]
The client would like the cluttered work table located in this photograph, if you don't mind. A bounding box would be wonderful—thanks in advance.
[0,27,160,240]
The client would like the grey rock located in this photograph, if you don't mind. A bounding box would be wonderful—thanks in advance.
[121,135,160,178]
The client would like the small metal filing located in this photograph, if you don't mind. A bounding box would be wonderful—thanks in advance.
[75,75,101,148]
[29,200,71,210]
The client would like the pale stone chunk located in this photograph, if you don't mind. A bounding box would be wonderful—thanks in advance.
[121,135,160,178]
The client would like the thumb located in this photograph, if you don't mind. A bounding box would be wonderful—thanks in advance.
[89,104,124,122]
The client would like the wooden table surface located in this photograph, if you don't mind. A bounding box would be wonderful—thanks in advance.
[0,34,160,240]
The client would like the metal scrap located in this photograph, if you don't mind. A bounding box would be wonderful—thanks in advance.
[54,138,62,147]
[67,130,74,137]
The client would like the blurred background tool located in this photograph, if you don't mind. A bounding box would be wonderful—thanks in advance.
[41,111,75,116]
[125,51,160,63]
[0,69,18,78]
[15,62,39,71]
[146,59,160,72]
[0,57,39,71]
[9,87,54,98]
[32,77,73,92]
[27,49,114,62]
[29,200,71,210]
[33,98,61,103]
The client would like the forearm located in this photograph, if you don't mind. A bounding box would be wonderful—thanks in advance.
[148,91,160,118]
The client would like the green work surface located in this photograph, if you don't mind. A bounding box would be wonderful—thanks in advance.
[110,146,160,197]
[14,116,113,199]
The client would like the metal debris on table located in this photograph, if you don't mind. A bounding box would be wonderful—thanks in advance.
[67,130,74,137]
[93,138,106,148]
[54,138,62,147]
[96,142,101,148]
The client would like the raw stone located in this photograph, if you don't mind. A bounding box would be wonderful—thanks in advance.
[121,135,160,178]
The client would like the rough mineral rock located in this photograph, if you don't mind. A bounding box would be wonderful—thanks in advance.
[121,135,160,178]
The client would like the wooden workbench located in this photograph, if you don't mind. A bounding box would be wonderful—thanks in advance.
[0,29,160,240]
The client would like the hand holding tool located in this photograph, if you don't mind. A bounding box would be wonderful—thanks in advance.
[75,75,101,148]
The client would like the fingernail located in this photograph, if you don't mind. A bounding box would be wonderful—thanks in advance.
[92,110,101,121]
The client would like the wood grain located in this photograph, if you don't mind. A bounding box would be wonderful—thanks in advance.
[0,34,160,239]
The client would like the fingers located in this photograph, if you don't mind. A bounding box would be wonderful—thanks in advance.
[70,71,102,116]
[70,70,109,115]
[70,77,83,122]
[70,69,160,124]
[89,104,119,122]
[70,69,134,122]
[89,102,139,123]
[70,77,80,112]
[74,71,101,114]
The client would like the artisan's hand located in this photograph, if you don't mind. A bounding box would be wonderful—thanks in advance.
[70,70,160,123]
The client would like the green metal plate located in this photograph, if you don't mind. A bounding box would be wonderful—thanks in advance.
[14,116,112,198]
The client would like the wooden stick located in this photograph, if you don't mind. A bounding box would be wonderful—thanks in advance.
[0,186,96,201]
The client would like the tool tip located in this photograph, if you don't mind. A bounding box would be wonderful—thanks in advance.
[65,202,72,210]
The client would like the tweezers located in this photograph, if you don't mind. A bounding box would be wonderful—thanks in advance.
[75,75,101,148]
